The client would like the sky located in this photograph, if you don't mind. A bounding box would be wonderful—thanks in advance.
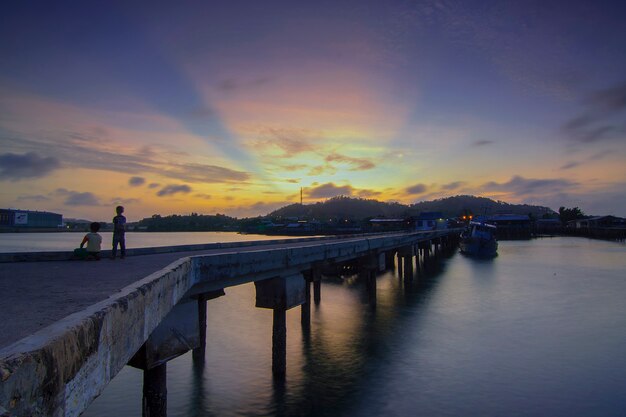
[1,0,626,221]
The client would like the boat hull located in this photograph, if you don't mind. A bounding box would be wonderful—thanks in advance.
[459,237,498,257]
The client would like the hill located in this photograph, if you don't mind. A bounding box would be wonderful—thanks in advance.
[268,196,409,220]
[268,195,555,220]
[409,195,555,218]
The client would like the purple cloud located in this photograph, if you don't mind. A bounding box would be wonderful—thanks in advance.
[562,81,626,143]
[441,181,465,191]
[406,183,428,195]
[0,152,61,181]
[307,183,354,198]
[482,175,578,196]
[129,176,146,186]
[157,184,192,197]
[55,188,100,206]
[324,153,376,171]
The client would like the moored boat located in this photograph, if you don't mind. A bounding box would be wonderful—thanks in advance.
[459,221,498,257]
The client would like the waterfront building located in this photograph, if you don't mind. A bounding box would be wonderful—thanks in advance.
[475,214,532,239]
[414,212,447,231]
[0,208,63,229]
[568,215,626,230]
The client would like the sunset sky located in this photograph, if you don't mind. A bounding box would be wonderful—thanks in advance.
[1,1,625,221]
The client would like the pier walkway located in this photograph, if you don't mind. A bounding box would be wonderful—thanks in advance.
[0,235,345,349]
[0,230,459,417]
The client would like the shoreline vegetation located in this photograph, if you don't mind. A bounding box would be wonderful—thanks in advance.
[2,195,625,241]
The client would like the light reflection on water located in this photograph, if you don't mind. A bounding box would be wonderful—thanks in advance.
[84,237,626,417]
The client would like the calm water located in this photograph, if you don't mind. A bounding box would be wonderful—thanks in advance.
[78,237,626,417]
[0,231,298,252]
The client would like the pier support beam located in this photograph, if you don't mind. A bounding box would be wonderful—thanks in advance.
[385,250,396,271]
[397,245,414,283]
[143,363,167,417]
[360,253,380,307]
[192,296,207,362]
[301,271,312,330]
[366,269,377,307]
[312,268,322,305]
[191,289,225,362]
[255,273,306,379]
[272,308,287,378]
[422,241,431,267]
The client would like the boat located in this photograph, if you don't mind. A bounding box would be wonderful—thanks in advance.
[459,221,498,257]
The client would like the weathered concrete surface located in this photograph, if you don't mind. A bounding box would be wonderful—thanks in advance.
[0,234,375,263]
[0,231,457,417]
[0,236,359,348]
[0,258,193,417]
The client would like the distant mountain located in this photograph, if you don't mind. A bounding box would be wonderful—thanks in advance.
[268,196,410,220]
[409,195,556,219]
[268,195,555,220]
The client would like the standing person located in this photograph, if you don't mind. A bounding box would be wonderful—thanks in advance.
[111,205,126,259]
[79,222,102,260]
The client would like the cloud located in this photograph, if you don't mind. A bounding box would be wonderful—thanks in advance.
[482,175,578,197]
[281,164,309,172]
[157,184,192,197]
[588,150,612,161]
[111,197,140,205]
[129,176,146,186]
[356,189,382,198]
[324,153,376,171]
[161,162,250,184]
[0,152,61,181]
[441,181,465,191]
[586,82,626,112]
[405,183,428,195]
[560,161,580,170]
[0,132,249,185]
[307,183,354,198]
[472,140,494,147]
[16,194,50,202]
[226,200,289,217]
[148,183,160,188]
[55,188,100,206]
[308,164,337,176]
[250,127,319,157]
[562,81,626,143]
[194,193,212,200]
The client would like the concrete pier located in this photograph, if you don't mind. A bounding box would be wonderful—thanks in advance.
[0,230,460,416]
[301,272,311,330]
[272,308,287,378]
[143,363,167,417]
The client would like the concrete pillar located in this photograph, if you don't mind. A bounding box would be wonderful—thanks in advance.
[366,269,377,307]
[423,241,431,264]
[312,268,322,305]
[192,295,207,362]
[301,272,311,329]
[272,308,287,378]
[402,256,413,283]
[143,363,167,417]
[378,252,386,272]
[255,274,306,379]
[385,250,395,270]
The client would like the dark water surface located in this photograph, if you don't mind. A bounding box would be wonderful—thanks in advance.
[84,237,626,417]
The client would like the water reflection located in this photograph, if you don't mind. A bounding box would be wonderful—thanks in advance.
[84,238,626,417]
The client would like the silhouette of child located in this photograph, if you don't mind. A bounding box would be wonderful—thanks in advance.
[111,205,126,259]
[80,222,102,260]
